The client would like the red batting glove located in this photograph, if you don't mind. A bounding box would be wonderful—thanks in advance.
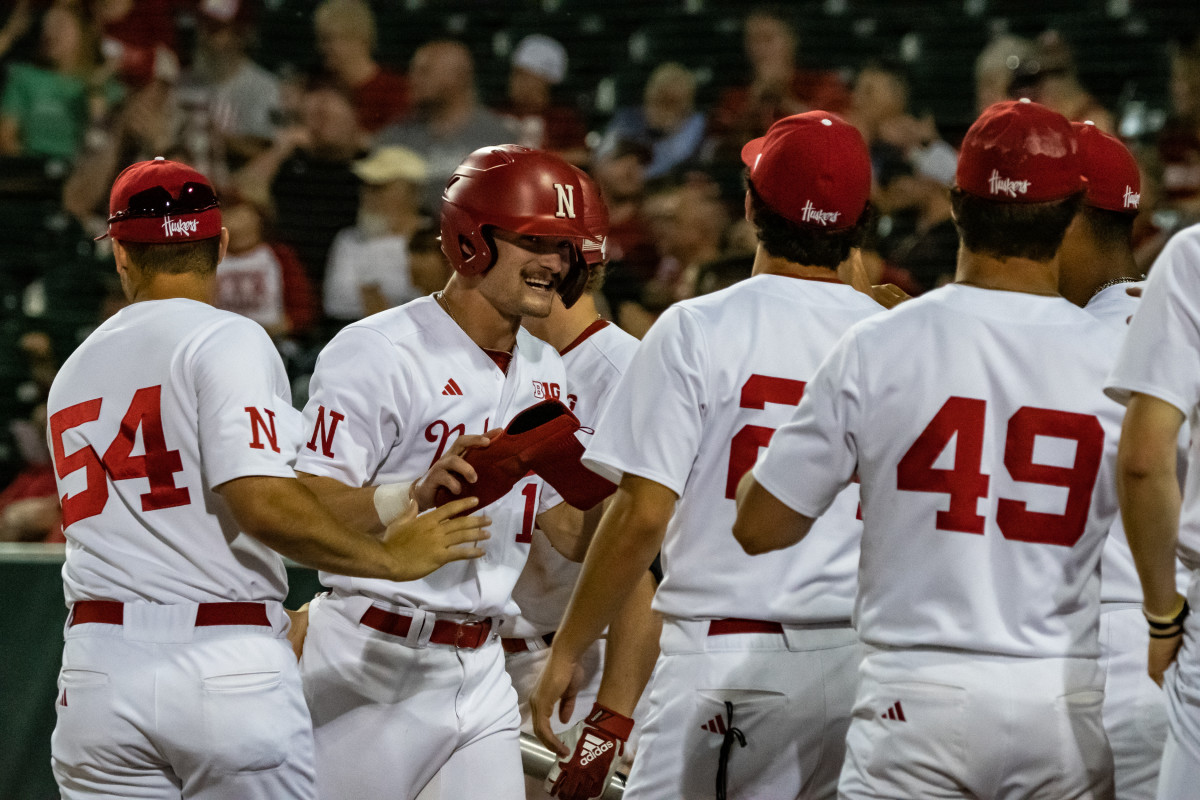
[545,703,633,800]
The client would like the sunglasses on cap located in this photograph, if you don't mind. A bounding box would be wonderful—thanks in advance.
[108,182,220,224]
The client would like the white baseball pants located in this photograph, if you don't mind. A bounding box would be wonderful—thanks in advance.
[622,617,862,800]
[52,602,314,800]
[838,648,1114,799]
[300,592,524,800]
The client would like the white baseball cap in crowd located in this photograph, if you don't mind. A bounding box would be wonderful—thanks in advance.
[512,34,568,85]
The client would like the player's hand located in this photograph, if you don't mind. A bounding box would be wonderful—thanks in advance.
[412,429,503,510]
[873,283,910,309]
[1148,630,1184,687]
[531,649,587,755]
[544,703,634,800]
[381,497,491,581]
[284,602,310,661]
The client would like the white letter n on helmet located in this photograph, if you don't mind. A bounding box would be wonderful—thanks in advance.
[554,183,576,218]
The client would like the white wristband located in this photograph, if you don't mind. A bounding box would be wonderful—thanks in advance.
[373,482,413,526]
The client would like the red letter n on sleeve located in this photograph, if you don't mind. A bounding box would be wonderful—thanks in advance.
[306,405,345,458]
[245,407,281,453]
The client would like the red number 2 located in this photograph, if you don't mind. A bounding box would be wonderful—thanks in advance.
[50,385,191,530]
[896,397,1104,547]
[725,374,806,499]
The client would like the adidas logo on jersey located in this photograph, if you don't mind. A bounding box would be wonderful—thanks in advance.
[442,379,463,396]
[579,733,613,765]
[701,714,728,734]
[161,216,200,237]
[987,169,1031,199]
[880,701,906,722]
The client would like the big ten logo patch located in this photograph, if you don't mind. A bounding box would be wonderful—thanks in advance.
[532,381,561,401]
[425,417,493,464]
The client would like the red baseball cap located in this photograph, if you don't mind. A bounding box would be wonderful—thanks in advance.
[741,112,870,230]
[956,99,1083,203]
[1073,121,1141,215]
[104,158,222,243]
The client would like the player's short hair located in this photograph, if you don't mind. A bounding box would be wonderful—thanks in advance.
[950,188,1082,262]
[584,261,607,294]
[1079,205,1136,251]
[119,237,222,276]
[747,181,869,269]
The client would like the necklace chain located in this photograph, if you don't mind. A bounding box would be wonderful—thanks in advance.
[1090,276,1140,300]
[435,291,461,328]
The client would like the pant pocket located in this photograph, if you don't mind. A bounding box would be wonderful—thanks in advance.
[202,671,289,773]
[680,689,791,799]
[52,669,115,773]
[1047,688,1112,798]
[842,680,968,798]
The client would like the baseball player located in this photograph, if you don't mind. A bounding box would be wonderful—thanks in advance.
[531,111,884,800]
[46,158,488,800]
[1106,222,1200,797]
[503,167,660,800]
[292,145,600,800]
[1062,121,1188,799]
[735,100,1124,799]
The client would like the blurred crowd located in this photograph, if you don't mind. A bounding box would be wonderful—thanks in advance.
[1,0,1199,542]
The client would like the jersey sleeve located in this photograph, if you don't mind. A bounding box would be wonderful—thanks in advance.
[190,316,301,487]
[294,325,409,486]
[1106,226,1200,413]
[753,329,863,517]
[583,305,707,495]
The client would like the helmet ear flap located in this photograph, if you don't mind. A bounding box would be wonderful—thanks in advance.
[557,244,590,308]
[440,201,495,276]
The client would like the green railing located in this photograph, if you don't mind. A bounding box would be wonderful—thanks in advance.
[0,544,327,800]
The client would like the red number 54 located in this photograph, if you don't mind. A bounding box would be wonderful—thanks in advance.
[896,396,1104,547]
[49,385,191,529]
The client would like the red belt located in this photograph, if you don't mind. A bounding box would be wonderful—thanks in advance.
[501,632,556,653]
[69,600,270,628]
[707,618,785,636]
[359,606,492,649]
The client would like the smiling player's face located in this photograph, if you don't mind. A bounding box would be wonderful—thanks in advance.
[479,228,574,319]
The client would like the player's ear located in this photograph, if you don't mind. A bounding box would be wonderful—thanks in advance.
[110,239,136,301]
[218,227,230,264]
[744,190,753,223]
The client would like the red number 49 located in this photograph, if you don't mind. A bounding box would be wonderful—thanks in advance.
[50,385,191,530]
[896,396,1104,547]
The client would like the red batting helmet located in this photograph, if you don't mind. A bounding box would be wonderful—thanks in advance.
[573,166,610,266]
[441,144,592,306]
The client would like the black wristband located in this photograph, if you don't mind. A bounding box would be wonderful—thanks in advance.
[1146,599,1190,630]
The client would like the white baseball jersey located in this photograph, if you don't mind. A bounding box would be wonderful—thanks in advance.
[584,275,882,624]
[216,244,287,331]
[758,284,1125,658]
[47,299,302,605]
[323,228,421,320]
[294,295,566,618]
[1087,282,1190,604]
[509,320,639,636]
[1106,223,1200,572]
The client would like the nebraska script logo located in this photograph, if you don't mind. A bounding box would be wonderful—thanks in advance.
[425,417,493,464]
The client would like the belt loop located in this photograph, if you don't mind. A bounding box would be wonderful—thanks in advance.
[405,609,436,648]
